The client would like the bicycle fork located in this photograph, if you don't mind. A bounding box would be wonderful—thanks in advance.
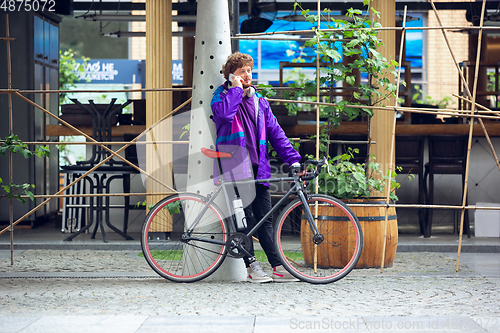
[297,187,325,245]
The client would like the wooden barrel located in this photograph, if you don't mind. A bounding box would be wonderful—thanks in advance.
[301,202,359,268]
[300,198,398,269]
[346,198,398,268]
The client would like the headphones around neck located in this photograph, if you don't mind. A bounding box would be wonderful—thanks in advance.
[247,86,255,98]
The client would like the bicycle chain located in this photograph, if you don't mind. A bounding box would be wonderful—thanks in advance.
[226,232,252,258]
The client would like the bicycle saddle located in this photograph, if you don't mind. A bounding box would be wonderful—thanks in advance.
[200,148,233,159]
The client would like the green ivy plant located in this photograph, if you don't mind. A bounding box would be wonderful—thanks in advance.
[59,49,90,105]
[179,123,190,140]
[293,0,403,129]
[411,84,453,109]
[136,200,181,215]
[311,148,403,201]
[282,69,316,116]
[257,83,278,100]
[0,134,50,204]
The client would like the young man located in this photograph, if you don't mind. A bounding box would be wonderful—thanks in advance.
[210,52,301,283]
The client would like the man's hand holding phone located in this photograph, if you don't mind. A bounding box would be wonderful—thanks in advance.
[229,73,243,88]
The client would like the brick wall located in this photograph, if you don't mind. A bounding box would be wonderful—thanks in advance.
[426,2,469,105]
[130,0,179,61]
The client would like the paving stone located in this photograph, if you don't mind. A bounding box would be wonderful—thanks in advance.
[0,250,499,332]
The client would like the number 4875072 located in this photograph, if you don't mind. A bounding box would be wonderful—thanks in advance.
[0,0,56,12]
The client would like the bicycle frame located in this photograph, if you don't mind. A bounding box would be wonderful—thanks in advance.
[182,172,321,249]
[141,154,362,284]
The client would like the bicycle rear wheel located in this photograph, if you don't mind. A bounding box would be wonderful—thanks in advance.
[141,193,228,283]
[274,194,363,284]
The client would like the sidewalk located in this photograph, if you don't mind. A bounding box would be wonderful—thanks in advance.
[1,315,499,333]
[1,225,500,332]
[0,250,499,332]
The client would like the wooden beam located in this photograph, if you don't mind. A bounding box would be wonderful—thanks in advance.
[46,125,145,137]
[282,122,500,137]
[146,0,173,214]
[370,0,396,174]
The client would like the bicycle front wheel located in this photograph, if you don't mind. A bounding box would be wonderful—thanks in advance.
[141,193,228,283]
[274,194,363,284]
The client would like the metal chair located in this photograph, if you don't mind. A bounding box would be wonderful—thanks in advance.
[423,135,471,238]
[396,135,425,235]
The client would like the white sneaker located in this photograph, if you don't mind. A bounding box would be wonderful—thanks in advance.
[246,262,273,283]
[272,265,300,282]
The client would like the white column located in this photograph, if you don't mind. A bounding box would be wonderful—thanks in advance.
[186,0,246,282]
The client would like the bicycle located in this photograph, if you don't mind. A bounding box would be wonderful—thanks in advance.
[140,148,363,284]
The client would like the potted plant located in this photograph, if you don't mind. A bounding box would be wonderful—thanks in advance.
[315,148,400,200]
[302,148,405,268]
[1,134,50,203]
[287,1,406,268]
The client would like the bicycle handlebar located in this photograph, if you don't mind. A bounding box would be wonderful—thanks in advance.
[294,156,328,181]
[304,156,328,168]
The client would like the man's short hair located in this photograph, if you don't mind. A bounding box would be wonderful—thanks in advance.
[222,52,254,81]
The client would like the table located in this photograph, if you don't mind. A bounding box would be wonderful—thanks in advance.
[62,167,137,243]
[58,98,138,243]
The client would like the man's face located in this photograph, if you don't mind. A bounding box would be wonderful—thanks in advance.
[233,65,253,88]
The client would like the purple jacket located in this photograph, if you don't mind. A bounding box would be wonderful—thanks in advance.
[210,82,301,185]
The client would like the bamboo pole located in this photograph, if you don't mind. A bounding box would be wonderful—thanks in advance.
[0,135,126,237]
[3,193,175,201]
[380,6,407,273]
[346,203,476,209]
[233,36,352,42]
[17,73,498,238]
[5,14,14,265]
[21,141,189,146]
[0,1,497,255]
[0,87,192,94]
[0,192,486,210]
[15,192,175,199]
[456,71,480,266]
[15,92,182,192]
[453,94,500,173]
[428,0,486,272]
[459,0,485,272]
[265,98,500,120]
[235,25,500,37]
[313,0,321,274]
[453,94,500,116]
[0,96,192,237]
[1,83,499,120]
[24,138,422,159]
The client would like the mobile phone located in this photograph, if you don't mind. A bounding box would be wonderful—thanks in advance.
[229,73,236,83]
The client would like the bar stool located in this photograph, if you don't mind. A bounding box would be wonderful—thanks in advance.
[395,135,425,235]
[423,135,471,238]
[61,98,138,243]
